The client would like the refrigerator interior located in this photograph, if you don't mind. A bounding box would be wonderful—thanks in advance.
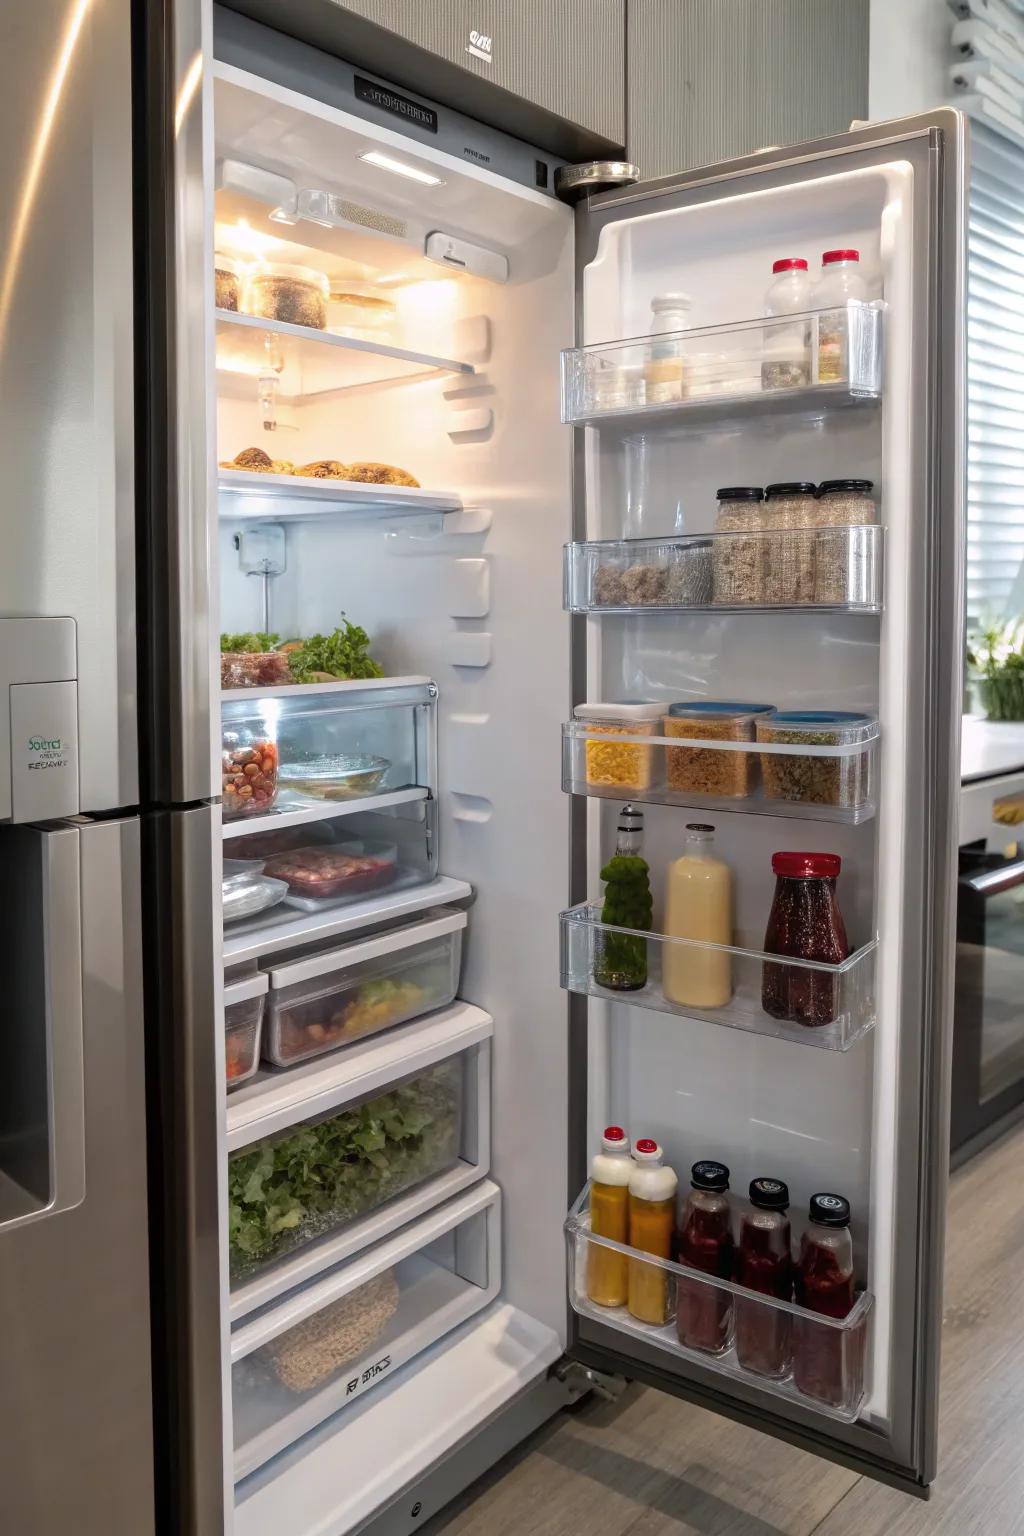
[575,160,917,1432]
[209,45,574,1528]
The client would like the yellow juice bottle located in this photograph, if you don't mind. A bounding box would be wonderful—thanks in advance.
[586,1127,632,1307]
[627,1139,678,1326]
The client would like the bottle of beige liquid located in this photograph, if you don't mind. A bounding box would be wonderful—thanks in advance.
[662,823,733,1008]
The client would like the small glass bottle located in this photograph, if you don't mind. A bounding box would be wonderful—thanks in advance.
[762,852,850,1027]
[595,805,653,991]
[644,292,692,404]
[627,1139,678,1326]
[586,1127,632,1308]
[793,1193,856,1407]
[676,1160,734,1355]
[734,1177,793,1378]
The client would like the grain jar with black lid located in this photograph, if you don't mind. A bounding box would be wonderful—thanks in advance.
[763,482,817,603]
[713,487,767,605]
[814,480,878,605]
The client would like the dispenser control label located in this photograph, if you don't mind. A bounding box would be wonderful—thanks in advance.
[10,681,79,822]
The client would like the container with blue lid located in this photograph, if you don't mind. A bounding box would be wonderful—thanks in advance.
[756,710,877,809]
[663,700,777,799]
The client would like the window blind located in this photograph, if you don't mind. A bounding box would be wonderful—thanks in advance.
[966,123,1024,623]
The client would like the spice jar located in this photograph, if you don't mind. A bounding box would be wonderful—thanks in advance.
[574,703,664,794]
[222,718,279,820]
[756,710,875,811]
[215,253,242,312]
[763,482,817,604]
[761,851,850,1027]
[813,480,878,605]
[245,262,329,329]
[664,701,775,799]
[712,487,767,605]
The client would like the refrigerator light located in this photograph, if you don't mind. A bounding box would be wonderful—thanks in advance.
[358,150,444,187]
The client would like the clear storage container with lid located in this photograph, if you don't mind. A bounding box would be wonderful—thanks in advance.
[573,702,665,793]
[712,487,768,605]
[224,971,268,1089]
[763,482,817,604]
[644,293,692,404]
[222,710,280,820]
[813,480,879,605]
[327,281,396,340]
[756,710,876,811]
[815,250,868,384]
[215,253,242,312]
[245,262,330,329]
[762,257,813,390]
[663,701,775,799]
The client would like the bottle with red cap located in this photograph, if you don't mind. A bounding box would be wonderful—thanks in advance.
[586,1126,632,1307]
[627,1139,678,1326]
[815,249,868,384]
[762,257,813,390]
[761,851,850,1026]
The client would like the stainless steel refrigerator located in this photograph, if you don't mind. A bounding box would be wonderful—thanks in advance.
[0,2,966,1533]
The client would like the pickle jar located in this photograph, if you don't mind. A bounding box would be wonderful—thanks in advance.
[222,713,280,820]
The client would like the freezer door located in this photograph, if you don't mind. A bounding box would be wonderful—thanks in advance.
[566,113,965,1491]
[0,820,155,1533]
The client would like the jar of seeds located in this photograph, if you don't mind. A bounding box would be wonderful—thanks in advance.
[712,487,767,605]
[763,482,817,604]
[813,480,878,605]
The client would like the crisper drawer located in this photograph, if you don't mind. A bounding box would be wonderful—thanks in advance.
[227,1005,492,1321]
[232,1179,501,1482]
[263,907,467,1067]
[225,971,268,1090]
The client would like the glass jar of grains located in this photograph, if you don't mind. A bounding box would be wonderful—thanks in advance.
[812,480,878,605]
[573,703,665,794]
[664,701,776,799]
[245,262,329,329]
[762,482,817,604]
[214,253,242,312]
[712,487,767,605]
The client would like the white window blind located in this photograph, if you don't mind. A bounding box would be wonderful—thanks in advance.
[966,123,1024,623]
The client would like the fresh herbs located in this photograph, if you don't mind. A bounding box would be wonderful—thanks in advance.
[227,1062,460,1276]
[968,617,1024,722]
[287,617,384,682]
[220,632,280,653]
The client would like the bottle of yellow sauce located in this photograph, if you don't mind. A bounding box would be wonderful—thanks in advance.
[662,822,733,1008]
[627,1139,678,1325]
[586,1127,632,1307]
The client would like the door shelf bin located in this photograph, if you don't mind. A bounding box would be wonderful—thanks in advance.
[560,904,877,1051]
[563,527,883,614]
[232,1179,501,1481]
[263,907,467,1067]
[566,1184,871,1423]
[560,302,883,427]
[225,972,268,1090]
[563,717,878,825]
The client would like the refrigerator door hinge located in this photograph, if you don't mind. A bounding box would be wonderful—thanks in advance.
[554,161,640,204]
[552,1356,629,1402]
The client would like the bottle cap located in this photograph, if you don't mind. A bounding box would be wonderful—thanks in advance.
[809,1192,851,1227]
[772,257,808,273]
[771,851,842,879]
[602,1127,629,1152]
[765,481,817,497]
[750,1177,790,1210]
[716,486,763,501]
[822,249,860,264]
[685,823,715,833]
[651,291,692,311]
[632,1138,663,1163]
[691,1160,729,1191]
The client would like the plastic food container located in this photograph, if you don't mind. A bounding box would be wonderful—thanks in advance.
[264,839,398,901]
[245,263,329,329]
[222,713,279,820]
[225,972,268,1089]
[221,651,292,690]
[756,711,876,809]
[263,907,467,1067]
[574,703,665,793]
[215,254,242,312]
[223,873,289,925]
[713,488,768,605]
[277,754,391,803]
[664,702,775,799]
[813,481,879,605]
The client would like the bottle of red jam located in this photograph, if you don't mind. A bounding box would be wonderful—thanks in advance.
[793,1193,856,1406]
[734,1178,793,1378]
[762,851,849,1026]
[676,1161,734,1355]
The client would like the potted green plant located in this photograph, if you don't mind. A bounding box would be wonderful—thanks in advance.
[968,617,1024,722]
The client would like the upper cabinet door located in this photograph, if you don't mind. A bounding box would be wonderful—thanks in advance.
[563,114,965,1492]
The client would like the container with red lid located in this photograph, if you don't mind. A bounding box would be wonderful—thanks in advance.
[763,256,813,391]
[815,250,868,384]
[761,851,850,1026]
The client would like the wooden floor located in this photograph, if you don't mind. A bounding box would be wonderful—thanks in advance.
[426,1122,1024,1536]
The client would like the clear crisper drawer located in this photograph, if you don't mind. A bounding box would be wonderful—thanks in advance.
[263,907,467,1067]
[225,972,268,1090]
[232,1180,501,1481]
[559,904,877,1051]
[565,1184,871,1423]
[563,527,883,614]
[563,715,878,825]
[561,302,883,426]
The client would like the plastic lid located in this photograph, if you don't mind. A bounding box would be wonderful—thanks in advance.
[602,1126,629,1151]
[822,249,860,264]
[691,1160,729,1191]
[765,481,817,497]
[771,258,808,273]
[651,292,692,311]
[574,701,665,722]
[716,486,764,501]
[633,1138,662,1162]
[818,479,874,494]
[750,1177,790,1210]
[809,1192,851,1227]
[668,700,775,719]
[764,709,871,729]
[772,851,842,879]
[250,262,330,291]
[685,822,715,833]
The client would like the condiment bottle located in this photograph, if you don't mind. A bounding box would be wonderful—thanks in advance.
[586,1127,632,1307]
[793,1193,856,1406]
[761,852,849,1026]
[595,804,653,991]
[627,1139,678,1326]
[814,250,868,384]
[676,1160,734,1354]
[734,1178,793,1378]
[762,257,812,390]
[662,824,733,1009]
[644,293,692,404]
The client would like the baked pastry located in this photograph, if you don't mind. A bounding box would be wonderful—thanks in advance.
[219,446,293,474]
[343,462,420,487]
[294,459,350,479]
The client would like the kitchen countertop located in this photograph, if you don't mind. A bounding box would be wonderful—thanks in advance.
[961,715,1024,783]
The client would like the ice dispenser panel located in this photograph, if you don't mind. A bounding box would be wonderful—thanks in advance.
[0,617,79,821]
